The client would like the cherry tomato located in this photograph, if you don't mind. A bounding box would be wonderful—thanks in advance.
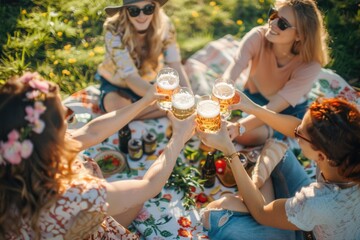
[112,158,120,166]
[189,186,196,193]
[215,159,227,174]
[196,193,208,203]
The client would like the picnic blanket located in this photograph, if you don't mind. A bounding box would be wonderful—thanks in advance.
[63,35,359,239]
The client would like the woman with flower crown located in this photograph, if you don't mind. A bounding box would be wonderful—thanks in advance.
[96,0,190,118]
[0,72,196,239]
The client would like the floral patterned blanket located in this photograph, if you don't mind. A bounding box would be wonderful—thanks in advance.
[63,35,359,240]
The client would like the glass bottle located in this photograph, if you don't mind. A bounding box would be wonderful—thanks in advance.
[202,152,216,188]
[118,124,132,154]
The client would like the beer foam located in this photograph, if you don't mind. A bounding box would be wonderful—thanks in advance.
[157,74,179,90]
[197,100,220,118]
[172,92,195,109]
[213,82,235,99]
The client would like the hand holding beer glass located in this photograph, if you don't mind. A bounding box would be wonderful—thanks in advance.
[156,67,180,110]
[196,96,221,133]
[212,78,235,119]
[171,87,196,119]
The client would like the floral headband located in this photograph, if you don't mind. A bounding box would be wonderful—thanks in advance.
[0,73,50,165]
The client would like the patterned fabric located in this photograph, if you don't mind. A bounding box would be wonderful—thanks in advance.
[62,34,359,239]
[97,15,181,87]
[285,171,360,240]
[6,178,138,239]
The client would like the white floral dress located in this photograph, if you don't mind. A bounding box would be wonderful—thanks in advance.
[6,178,138,239]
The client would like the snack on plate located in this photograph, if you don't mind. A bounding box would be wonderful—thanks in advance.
[94,150,127,177]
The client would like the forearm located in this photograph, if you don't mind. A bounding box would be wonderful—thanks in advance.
[222,144,267,220]
[125,74,152,97]
[71,97,151,150]
[142,135,183,189]
[249,105,301,137]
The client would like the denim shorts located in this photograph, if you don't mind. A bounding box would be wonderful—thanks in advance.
[95,73,142,113]
[243,89,308,140]
[204,150,311,240]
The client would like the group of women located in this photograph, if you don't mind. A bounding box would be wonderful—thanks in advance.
[0,0,359,239]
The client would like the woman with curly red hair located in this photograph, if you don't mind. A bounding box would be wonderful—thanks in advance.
[198,94,360,239]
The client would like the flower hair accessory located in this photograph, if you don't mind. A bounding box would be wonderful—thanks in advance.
[0,73,49,165]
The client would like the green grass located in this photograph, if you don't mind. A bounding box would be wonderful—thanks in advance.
[0,0,359,95]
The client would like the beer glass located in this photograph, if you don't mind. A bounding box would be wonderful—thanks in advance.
[156,67,180,110]
[196,96,221,133]
[212,78,235,119]
[171,87,196,119]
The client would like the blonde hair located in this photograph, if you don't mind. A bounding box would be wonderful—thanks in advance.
[0,75,94,239]
[273,0,329,66]
[104,1,167,75]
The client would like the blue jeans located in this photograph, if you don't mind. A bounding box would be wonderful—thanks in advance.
[204,150,311,240]
[243,89,308,140]
[95,73,142,113]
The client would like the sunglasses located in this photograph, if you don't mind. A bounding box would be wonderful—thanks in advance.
[268,7,296,31]
[294,126,312,144]
[127,4,155,17]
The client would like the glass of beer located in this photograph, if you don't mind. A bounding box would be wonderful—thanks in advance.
[156,67,180,110]
[212,78,235,119]
[196,96,221,133]
[171,87,196,119]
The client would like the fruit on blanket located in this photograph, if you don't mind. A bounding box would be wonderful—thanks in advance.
[196,193,208,203]
[215,158,226,174]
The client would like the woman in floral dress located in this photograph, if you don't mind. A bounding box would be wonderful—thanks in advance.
[0,72,195,239]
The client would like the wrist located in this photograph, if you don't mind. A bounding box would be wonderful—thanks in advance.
[237,121,246,136]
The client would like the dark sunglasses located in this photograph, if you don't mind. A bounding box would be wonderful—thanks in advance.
[127,4,155,17]
[294,126,312,144]
[268,7,296,31]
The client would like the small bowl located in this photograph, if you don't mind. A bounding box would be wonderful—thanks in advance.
[94,150,127,177]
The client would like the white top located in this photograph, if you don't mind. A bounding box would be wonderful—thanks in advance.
[285,169,360,240]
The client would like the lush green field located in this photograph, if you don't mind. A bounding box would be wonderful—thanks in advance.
[0,0,359,96]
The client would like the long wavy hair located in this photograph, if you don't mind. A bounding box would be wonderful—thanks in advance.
[0,74,83,239]
[104,1,167,75]
[306,98,360,183]
[268,0,329,66]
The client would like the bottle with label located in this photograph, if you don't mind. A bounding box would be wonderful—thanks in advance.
[118,124,132,154]
[128,138,143,161]
[202,152,216,188]
[142,131,157,155]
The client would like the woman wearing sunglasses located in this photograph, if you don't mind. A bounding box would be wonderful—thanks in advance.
[198,94,360,240]
[225,0,329,146]
[96,0,190,118]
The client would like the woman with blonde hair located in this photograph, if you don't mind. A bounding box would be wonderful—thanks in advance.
[226,0,329,146]
[0,72,196,239]
[97,0,190,118]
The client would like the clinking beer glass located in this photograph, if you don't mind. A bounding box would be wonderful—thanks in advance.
[156,67,180,110]
[171,87,195,119]
[212,78,235,119]
[196,96,221,133]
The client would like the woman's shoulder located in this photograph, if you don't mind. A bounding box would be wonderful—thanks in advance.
[63,177,107,201]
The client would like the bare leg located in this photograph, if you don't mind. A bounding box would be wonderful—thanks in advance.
[112,204,143,228]
[234,125,273,147]
[202,178,274,229]
[103,92,167,120]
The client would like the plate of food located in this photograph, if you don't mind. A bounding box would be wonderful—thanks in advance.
[94,150,128,177]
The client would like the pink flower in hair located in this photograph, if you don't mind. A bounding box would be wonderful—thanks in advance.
[2,140,22,164]
[29,79,49,93]
[26,90,41,99]
[33,120,45,134]
[19,72,40,84]
[21,140,33,158]
[7,130,20,143]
